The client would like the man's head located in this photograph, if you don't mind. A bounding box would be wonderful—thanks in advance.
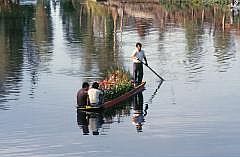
[136,42,142,51]
[82,82,90,89]
[92,82,99,89]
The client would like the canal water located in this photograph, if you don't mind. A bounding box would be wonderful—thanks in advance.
[0,1,240,157]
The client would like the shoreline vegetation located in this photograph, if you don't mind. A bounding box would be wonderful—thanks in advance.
[160,0,230,7]
[0,0,236,6]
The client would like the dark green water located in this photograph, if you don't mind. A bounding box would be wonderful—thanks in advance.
[0,1,240,156]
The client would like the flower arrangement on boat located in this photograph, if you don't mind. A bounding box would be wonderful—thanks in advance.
[99,67,134,102]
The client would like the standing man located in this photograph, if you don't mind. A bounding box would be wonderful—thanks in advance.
[77,82,90,107]
[131,42,148,85]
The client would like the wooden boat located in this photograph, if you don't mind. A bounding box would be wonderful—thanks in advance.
[77,82,146,112]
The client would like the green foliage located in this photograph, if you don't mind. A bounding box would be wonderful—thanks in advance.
[103,82,134,102]
[100,67,134,102]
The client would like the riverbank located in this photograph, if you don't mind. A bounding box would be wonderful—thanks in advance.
[0,0,237,8]
[159,0,230,6]
[107,0,231,6]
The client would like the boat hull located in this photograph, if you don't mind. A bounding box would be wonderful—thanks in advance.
[77,82,146,111]
[102,82,146,109]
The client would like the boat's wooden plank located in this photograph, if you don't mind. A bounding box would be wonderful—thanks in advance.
[77,106,102,112]
[77,82,146,111]
[102,82,145,109]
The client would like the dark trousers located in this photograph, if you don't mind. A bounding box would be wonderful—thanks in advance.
[133,63,143,84]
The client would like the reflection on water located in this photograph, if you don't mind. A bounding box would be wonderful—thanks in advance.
[0,0,53,105]
[60,0,239,83]
[0,0,240,156]
[145,80,163,104]
[131,92,146,132]
[77,100,132,135]
[60,0,124,79]
[213,32,237,72]
[1,0,239,104]
[77,110,104,135]
[77,92,150,135]
[0,4,24,105]
[76,81,164,135]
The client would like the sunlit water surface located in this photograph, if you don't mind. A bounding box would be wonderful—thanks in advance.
[0,1,240,157]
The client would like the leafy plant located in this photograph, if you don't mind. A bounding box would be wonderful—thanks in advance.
[99,67,134,102]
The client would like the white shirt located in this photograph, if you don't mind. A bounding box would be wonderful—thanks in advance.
[131,49,146,63]
[88,88,103,105]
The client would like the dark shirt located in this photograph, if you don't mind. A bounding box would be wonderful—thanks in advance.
[77,88,89,106]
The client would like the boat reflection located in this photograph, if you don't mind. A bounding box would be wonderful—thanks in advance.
[76,91,149,135]
[76,80,164,135]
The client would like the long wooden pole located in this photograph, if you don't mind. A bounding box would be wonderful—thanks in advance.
[143,63,165,81]
[137,58,165,81]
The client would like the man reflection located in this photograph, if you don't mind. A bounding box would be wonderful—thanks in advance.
[88,113,104,135]
[132,92,147,132]
[77,110,89,135]
[77,110,104,135]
